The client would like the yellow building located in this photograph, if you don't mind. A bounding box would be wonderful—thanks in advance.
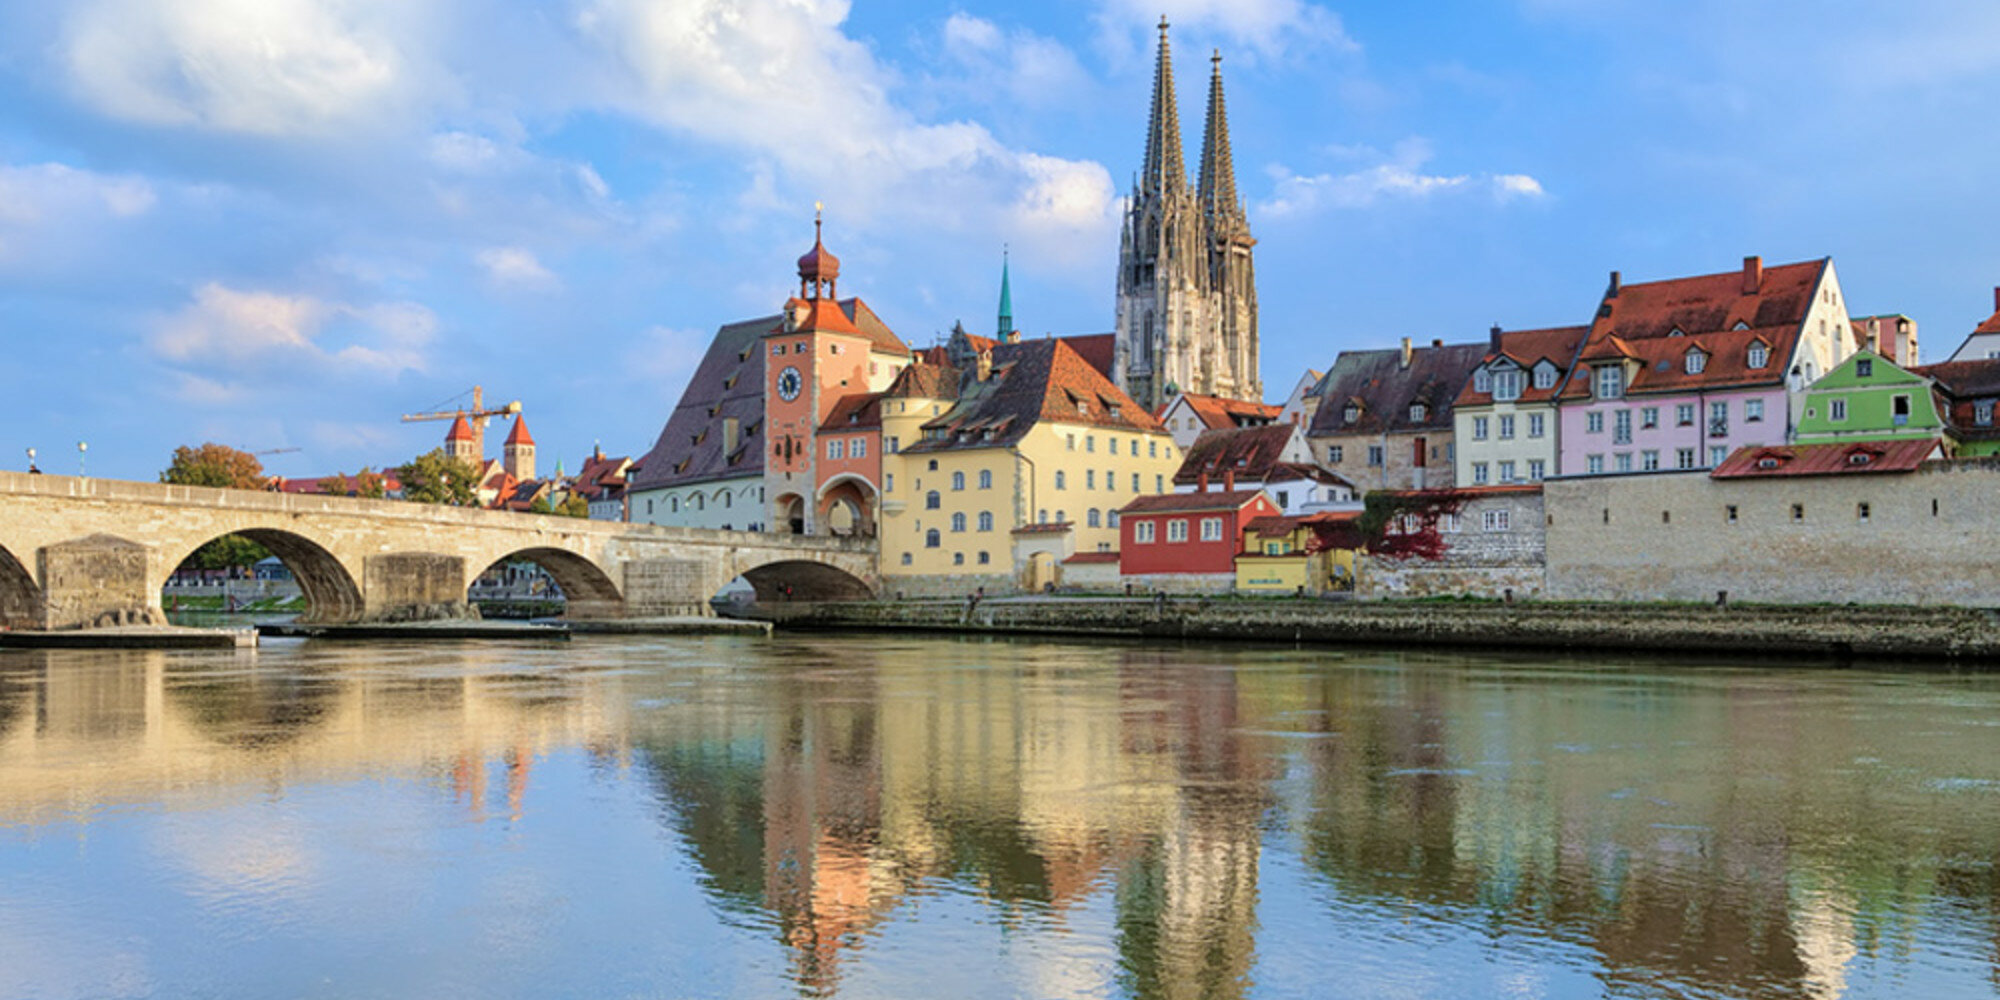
[878,330,1180,596]
[1232,512,1361,595]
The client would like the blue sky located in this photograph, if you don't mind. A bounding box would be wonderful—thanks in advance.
[4,0,1999,482]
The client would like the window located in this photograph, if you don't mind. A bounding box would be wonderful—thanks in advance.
[1747,342,1768,368]
[665,497,675,514]
[1726,505,1738,523]
[1596,366,1623,399]
[1709,401,1729,435]
[827,439,844,460]
[1483,509,1511,532]
[1676,403,1695,426]
[1149,440,1158,458]
[952,471,966,491]
[1533,365,1556,390]
[901,552,912,565]
[1328,445,1345,463]
[1167,519,1189,543]
[1791,503,1805,522]
[1587,411,1605,433]
[951,512,966,532]
[1087,509,1101,528]
[771,344,785,356]
[1829,398,1848,422]
[1472,462,1490,485]
[1528,459,1546,481]
[1745,399,1764,423]
[1857,502,1871,523]
[1156,475,1165,493]
[1056,510,1066,524]
[1615,453,1633,472]
[1109,438,1119,455]
[928,459,938,471]
[1614,409,1632,444]
[978,511,993,532]
[1498,460,1516,482]
[925,491,941,510]
[1677,448,1697,470]
[1105,469,1114,491]
[1685,350,1706,374]
[1978,401,1995,426]
[1410,403,1427,421]
[1493,370,1524,401]
[887,437,899,454]
[1641,407,1659,429]
[954,552,964,565]
[1085,470,1096,489]
[1642,450,1660,471]
[851,438,866,458]
[1473,416,1490,441]
[1066,434,1076,451]
[1441,513,1461,533]
[925,529,940,548]
[1367,445,1384,467]
[1586,454,1605,474]
[1499,415,1515,439]
[1086,435,1096,452]
[1528,413,1546,438]
[1893,394,1911,425]
[1473,370,1492,393]
[1856,357,1874,378]
[1132,473,1141,492]
[1276,490,1290,507]
[1055,470,1066,490]
[1344,404,1360,422]
[978,469,992,489]
[1109,511,1120,528]
[1200,517,1222,541]
[1710,445,1729,466]
[1136,521,1156,543]
[885,474,894,493]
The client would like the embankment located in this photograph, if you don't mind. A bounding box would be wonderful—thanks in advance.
[756,597,2000,661]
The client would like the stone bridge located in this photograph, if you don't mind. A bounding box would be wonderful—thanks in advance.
[0,471,877,629]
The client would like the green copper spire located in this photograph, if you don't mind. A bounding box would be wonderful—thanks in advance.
[997,247,1014,341]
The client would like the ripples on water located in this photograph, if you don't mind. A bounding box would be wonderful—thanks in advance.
[2,635,2000,999]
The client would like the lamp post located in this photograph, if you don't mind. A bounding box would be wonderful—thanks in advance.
[77,441,87,478]
[25,447,35,474]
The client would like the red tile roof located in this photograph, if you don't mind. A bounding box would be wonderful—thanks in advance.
[1710,438,1940,479]
[1063,551,1121,565]
[445,414,474,442]
[1563,327,1792,398]
[1011,521,1074,535]
[1173,424,1303,484]
[1059,334,1116,379]
[1118,489,1266,515]
[1170,392,1281,427]
[1454,325,1588,407]
[504,416,534,447]
[819,392,883,431]
[907,337,1162,454]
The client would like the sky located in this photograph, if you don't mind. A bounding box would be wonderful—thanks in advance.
[4,0,2000,483]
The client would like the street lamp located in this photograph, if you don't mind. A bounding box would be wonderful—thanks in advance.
[24,447,35,474]
[77,441,87,478]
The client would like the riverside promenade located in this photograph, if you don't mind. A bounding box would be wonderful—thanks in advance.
[752,595,2000,662]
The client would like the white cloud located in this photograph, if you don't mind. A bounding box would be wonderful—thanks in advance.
[1260,139,1546,216]
[940,13,1093,107]
[57,0,426,136]
[476,246,559,291]
[1095,0,1358,60]
[153,282,434,374]
[0,162,155,224]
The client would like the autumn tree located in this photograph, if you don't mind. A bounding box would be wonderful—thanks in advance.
[316,467,389,499]
[397,449,481,506]
[162,443,265,490]
[557,492,589,518]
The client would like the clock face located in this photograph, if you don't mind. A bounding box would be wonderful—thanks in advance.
[776,366,803,402]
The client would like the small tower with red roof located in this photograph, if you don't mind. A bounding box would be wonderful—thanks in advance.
[504,416,536,482]
[445,414,477,464]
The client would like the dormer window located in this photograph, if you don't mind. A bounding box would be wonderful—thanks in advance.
[1409,403,1427,421]
[1756,455,1781,470]
[1848,451,1872,466]
[1977,400,1994,426]
[1532,363,1556,390]
[1747,342,1768,368]
[1733,321,1750,331]
[1856,357,1874,378]
[1668,327,1685,337]
[1344,404,1360,422]
[1685,349,1707,375]
[1473,370,1493,393]
[1493,369,1524,401]
[1596,365,1624,400]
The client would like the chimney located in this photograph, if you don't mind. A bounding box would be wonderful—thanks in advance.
[1992,286,1999,314]
[1742,255,1763,295]
[1224,469,1236,492]
[1400,337,1413,369]
[1490,324,1504,353]
[1198,471,1210,493]
[1607,270,1621,297]
[1431,338,1443,349]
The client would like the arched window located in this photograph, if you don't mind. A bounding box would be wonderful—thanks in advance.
[1056,509,1066,524]
[926,491,941,510]
[977,511,993,532]
[692,494,705,511]
[1055,470,1066,490]
[1087,509,1101,528]
[978,469,992,489]
[951,512,966,532]
[925,529,941,548]
[722,491,732,508]
[669,497,679,513]
[952,471,965,491]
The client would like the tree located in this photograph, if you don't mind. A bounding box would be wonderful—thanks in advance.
[162,443,265,490]
[557,492,589,518]
[397,449,481,506]
[317,467,388,499]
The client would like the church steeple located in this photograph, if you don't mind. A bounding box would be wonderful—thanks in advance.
[997,248,1016,342]
[1140,16,1186,197]
[1199,50,1247,237]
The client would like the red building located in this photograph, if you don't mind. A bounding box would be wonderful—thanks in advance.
[1117,485,1279,591]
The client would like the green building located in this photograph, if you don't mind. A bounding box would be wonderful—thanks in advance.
[1795,351,1944,443]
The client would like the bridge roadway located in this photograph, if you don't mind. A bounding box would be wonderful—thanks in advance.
[0,471,877,629]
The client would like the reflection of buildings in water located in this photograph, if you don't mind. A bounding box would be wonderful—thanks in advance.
[0,647,635,828]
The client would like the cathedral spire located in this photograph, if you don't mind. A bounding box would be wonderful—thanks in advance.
[1199,50,1246,235]
[997,247,1015,342]
[1140,16,1186,197]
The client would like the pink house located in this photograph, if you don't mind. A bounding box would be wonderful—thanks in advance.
[1557,256,1856,475]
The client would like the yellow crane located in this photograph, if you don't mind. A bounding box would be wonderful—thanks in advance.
[400,386,521,464]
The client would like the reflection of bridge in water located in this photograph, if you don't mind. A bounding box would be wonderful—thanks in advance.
[0,471,876,628]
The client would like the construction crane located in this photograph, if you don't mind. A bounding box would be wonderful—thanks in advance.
[400,385,521,464]
[247,447,300,457]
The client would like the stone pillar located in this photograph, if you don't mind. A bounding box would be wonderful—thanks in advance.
[39,534,162,629]
[621,557,715,618]
[362,553,474,622]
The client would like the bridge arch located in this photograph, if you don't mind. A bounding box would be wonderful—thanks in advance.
[158,528,362,623]
[472,546,624,620]
[0,544,40,629]
[736,558,874,603]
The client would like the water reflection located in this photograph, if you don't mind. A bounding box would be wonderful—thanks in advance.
[4,639,2000,998]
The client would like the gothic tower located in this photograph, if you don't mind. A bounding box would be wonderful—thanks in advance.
[1113,19,1260,410]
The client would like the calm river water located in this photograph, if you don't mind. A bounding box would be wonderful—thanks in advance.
[4,634,2000,999]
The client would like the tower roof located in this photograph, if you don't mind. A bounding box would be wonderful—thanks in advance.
[997,250,1014,340]
[504,415,535,447]
[796,207,840,299]
[445,414,473,443]
[1199,50,1247,236]
[1140,17,1187,197]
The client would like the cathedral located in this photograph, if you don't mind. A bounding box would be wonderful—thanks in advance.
[1114,18,1261,412]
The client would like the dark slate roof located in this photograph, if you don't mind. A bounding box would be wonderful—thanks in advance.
[1306,341,1487,437]
[1172,424,1301,484]
[819,392,883,431]
[629,314,771,490]
[1912,359,2000,441]
[905,337,1162,454]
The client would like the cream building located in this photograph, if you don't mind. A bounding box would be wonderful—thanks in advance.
[1452,324,1587,485]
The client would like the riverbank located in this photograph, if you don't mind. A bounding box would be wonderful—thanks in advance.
[751,596,2000,661]
[0,625,254,650]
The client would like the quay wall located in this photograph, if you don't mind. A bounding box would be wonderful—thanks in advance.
[760,598,2000,661]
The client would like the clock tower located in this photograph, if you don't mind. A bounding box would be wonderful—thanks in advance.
[763,209,874,535]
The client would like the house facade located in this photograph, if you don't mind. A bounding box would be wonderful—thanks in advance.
[1914,359,2000,457]
[1117,488,1279,593]
[1556,256,1855,475]
[1305,338,1485,492]
[1452,324,1587,485]
[1946,288,2000,361]
[1172,424,1353,515]
[1794,351,1945,445]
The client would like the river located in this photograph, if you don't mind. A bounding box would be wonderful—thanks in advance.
[2,634,1998,999]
